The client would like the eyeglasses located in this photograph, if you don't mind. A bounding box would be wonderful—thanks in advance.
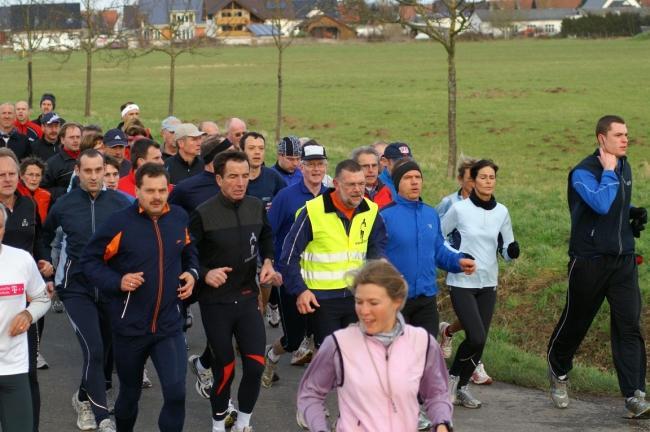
[23,173,42,178]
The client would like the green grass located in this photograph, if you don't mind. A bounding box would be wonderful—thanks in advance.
[2,38,650,394]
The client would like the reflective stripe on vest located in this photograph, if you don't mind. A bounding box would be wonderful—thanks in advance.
[301,195,378,290]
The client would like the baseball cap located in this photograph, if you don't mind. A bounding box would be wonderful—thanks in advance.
[175,123,206,141]
[300,140,327,161]
[278,136,302,157]
[42,112,62,125]
[383,142,412,160]
[104,128,128,147]
[161,116,180,132]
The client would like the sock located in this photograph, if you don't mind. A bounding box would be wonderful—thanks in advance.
[212,419,226,432]
[235,411,252,429]
[268,347,280,363]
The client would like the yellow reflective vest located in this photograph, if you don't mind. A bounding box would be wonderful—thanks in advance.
[300,195,379,290]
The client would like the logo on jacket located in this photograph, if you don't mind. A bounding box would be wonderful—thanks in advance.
[359,218,367,243]
[21,218,29,227]
[245,232,258,263]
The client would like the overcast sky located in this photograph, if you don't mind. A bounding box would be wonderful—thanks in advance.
[3,0,137,10]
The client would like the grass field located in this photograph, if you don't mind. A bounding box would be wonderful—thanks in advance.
[2,38,650,395]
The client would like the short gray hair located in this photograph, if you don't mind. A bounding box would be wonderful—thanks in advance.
[350,146,379,163]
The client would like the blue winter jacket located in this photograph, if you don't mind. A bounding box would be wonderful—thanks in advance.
[380,194,463,298]
[81,203,199,337]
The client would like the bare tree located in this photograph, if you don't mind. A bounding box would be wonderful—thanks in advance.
[138,0,208,116]
[396,0,475,177]
[486,8,516,39]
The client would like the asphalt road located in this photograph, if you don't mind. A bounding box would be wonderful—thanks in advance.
[35,306,650,432]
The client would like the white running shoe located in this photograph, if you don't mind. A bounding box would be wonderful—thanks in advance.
[262,346,279,388]
[471,362,493,385]
[448,375,460,405]
[72,391,97,431]
[52,298,64,313]
[97,418,116,432]
[231,426,253,432]
[188,354,213,399]
[290,336,314,366]
[267,304,280,327]
[224,399,238,428]
[37,352,49,369]
[438,321,453,359]
[142,368,153,389]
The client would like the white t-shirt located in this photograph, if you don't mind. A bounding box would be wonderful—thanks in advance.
[441,198,515,289]
[0,244,47,376]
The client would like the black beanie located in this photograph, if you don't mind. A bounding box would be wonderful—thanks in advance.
[40,93,56,109]
[392,160,422,189]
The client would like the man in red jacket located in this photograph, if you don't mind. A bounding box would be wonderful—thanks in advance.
[14,101,42,143]
[118,139,168,198]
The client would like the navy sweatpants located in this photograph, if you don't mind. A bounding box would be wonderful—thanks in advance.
[112,332,187,432]
[60,289,112,424]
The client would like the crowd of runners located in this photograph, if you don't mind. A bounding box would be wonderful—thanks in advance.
[0,93,648,432]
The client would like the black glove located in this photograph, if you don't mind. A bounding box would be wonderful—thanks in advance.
[632,219,646,238]
[630,207,648,224]
[507,241,520,259]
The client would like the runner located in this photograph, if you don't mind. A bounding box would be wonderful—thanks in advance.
[82,163,199,432]
[547,115,650,418]
[189,151,276,432]
[262,142,329,388]
[374,142,412,208]
[441,159,519,409]
[164,124,205,185]
[42,149,131,431]
[271,136,303,186]
[351,146,386,201]
[297,260,452,432]
[0,202,51,432]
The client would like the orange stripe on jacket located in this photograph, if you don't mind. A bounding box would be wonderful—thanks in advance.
[185,228,191,245]
[104,231,123,261]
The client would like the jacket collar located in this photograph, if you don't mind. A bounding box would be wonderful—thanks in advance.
[393,192,422,208]
[469,189,497,210]
[216,190,243,209]
[322,188,370,215]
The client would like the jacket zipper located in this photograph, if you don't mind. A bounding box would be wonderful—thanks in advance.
[90,197,98,300]
[618,160,624,255]
[151,218,164,333]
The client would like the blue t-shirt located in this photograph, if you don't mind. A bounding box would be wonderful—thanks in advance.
[247,166,287,211]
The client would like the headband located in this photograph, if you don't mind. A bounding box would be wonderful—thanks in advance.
[121,104,140,118]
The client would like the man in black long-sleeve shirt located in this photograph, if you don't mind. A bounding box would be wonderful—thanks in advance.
[189,151,276,432]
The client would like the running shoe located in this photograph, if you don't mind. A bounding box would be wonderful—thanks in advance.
[225,399,238,428]
[438,321,453,359]
[184,309,193,331]
[142,368,153,389]
[37,352,49,369]
[97,418,116,432]
[471,362,493,385]
[72,390,97,431]
[290,336,314,366]
[188,354,213,399]
[417,408,433,431]
[262,345,279,388]
[448,374,460,405]
[548,367,569,409]
[52,298,64,313]
[267,304,280,328]
[231,426,253,432]
[296,409,309,430]
[625,390,650,418]
[456,385,482,408]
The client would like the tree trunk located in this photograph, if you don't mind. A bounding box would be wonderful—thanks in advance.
[84,48,92,117]
[27,58,33,109]
[275,45,283,143]
[168,54,176,116]
[446,40,457,178]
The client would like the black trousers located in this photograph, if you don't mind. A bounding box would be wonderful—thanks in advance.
[0,373,33,432]
[308,296,357,348]
[547,255,646,397]
[27,324,39,432]
[402,295,439,337]
[278,285,308,352]
[448,287,497,387]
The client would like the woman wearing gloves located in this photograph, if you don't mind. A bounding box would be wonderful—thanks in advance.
[441,159,519,409]
[297,260,453,432]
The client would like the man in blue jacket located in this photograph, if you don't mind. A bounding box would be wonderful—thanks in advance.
[380,159,475,336]
[82,163,199,432]
[547,115,650,418]
[42,149,131,432]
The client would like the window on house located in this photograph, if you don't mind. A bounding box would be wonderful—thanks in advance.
[544,24,555,33]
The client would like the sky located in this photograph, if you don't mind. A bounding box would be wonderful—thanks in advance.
[3,0,138,10]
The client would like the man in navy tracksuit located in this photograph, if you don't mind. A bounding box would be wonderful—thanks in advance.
[380,160,475,336]
[42,150,131,431]
[82,163,199,432]
[547,115,649,418]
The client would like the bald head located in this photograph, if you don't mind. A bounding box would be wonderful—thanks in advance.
[0,103,16,133]
[15,101,30,123]
[226,117,246,150]
[199,121,220,136]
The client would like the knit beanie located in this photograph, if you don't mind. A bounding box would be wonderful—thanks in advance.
[40,93,56,109]
[392,160,422,189]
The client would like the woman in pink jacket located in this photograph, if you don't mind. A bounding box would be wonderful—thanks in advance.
[297,260,453,432]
